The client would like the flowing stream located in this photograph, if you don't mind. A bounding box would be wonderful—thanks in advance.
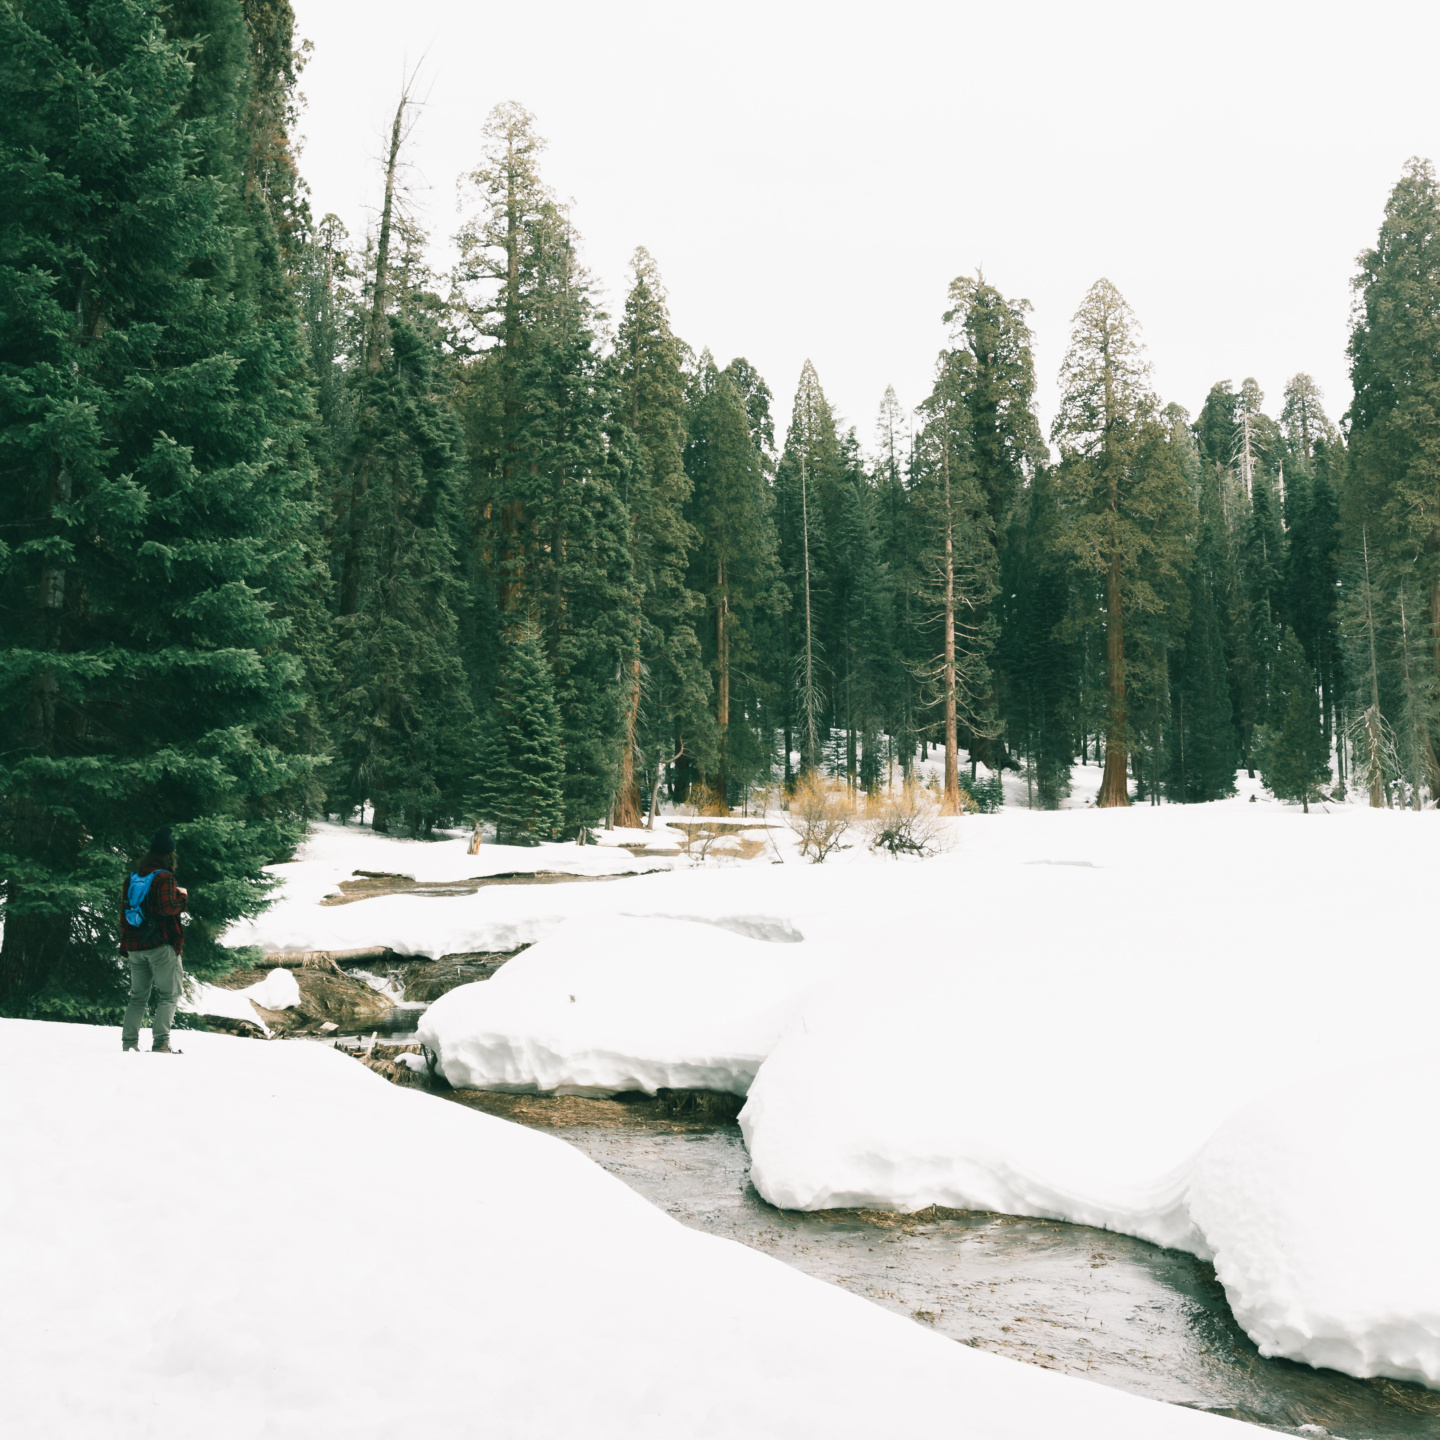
[434,1087,1437,1440]
[312,981,1440,1440]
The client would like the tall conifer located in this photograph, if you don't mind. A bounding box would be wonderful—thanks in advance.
[1346,157,1440,798]
[612,249,706,824]
[455,104,636,836]
[685,360,780,801]
[1259,631,1331,811]
[470,624,565,843]
[1051,280,1192,806]
[1,0,320,1011]
[912,351,998,811]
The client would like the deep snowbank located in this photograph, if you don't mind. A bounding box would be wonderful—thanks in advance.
[419,916,835,1094]
[0,1018,1261,1439]
[740,805,1440,1387]
[1188,1052,1440,1386]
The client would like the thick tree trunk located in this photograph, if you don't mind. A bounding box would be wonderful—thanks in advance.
[1097,553,1131,807]
[942,515,961,814]
[613,655,644,828]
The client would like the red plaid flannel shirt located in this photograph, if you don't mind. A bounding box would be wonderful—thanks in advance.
[119,865,187,954]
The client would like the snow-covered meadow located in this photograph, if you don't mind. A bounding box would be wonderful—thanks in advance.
[230,798,1440,1394]
[15,793,1428,1432]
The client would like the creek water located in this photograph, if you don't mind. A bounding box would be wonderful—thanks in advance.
[550,1121,1438,1440]
[320,976,1438,1439]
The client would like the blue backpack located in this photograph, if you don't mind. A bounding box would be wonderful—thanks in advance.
[125,871,167,944]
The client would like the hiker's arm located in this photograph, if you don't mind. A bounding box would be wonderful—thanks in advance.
[152,873,187,915]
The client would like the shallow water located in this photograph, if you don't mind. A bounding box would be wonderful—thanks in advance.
[558,1124,1440,1439]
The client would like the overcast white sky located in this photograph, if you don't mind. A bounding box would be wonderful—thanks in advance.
[292,0,1440,455]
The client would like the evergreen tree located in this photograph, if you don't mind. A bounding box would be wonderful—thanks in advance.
[872,387,923,771]
[945,275,1045,772]
[470,624,565,843]
[830,430,894,790]
[1050,280,1193,806]
[911,348,998,811]
[1167,409,1237,801]
[1338,523,1399,807]
[1258,631,1331,811]
[1279,377,1342,766]
[1346,156,1440,800]
[612,248,706,825]
[329,310,477,833]
[455,103,636,837]
[999,463,1075,806]
[685,359,780,801]
[0,0,320,1013]
[775,361,842,773]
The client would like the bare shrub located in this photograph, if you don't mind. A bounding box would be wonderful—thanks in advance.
[785,774,855,862]
[683,782,730,817]
[863,782,948,857]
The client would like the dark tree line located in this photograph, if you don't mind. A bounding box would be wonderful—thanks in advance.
[3,0,1437,1018]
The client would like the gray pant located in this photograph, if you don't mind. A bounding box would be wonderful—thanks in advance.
[122,945,184,1048]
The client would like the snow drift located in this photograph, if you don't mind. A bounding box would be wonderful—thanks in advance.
[419,915,833,1095]
[0,1018,1261,1439]
[740,805,1440,1388]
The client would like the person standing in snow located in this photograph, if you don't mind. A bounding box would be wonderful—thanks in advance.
[119,827,189,1054]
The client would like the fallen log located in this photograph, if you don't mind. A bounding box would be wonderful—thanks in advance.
[260,946,395,974]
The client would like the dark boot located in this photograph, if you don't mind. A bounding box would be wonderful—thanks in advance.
[151,1042,182,1055]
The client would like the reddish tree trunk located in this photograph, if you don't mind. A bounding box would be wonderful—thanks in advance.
[614,655,644,828]
[1097,553,1130,807]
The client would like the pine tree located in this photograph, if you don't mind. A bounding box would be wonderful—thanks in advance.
[1279,377,1342,766]
[946,276,1045,773]
[329,309,477,833]
[1167,412,1237,802]
[1,0,320,1013]
[872,387,923,772]
[1339,524,1398,807]
[455,103,636,837]
[470,624,565,843]
[999,464,1076,806]
[612,248,706,825]
[1258,631,1330,811]
[1346,156,1440,800]
[912,349,998,812]
[685,360,780,802]
[1050,280,1192,807]
[830,432,894,790]
[775,361,842,773]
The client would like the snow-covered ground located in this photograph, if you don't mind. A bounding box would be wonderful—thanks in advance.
[222,796,1440,1392]
[225,820,673,956]
[1,1018,1262,1439]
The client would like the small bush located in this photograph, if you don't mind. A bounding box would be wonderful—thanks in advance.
[784,774,854,862]
[957,772,1004,813]
[863,782,948,857]
[681,782,731,817]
